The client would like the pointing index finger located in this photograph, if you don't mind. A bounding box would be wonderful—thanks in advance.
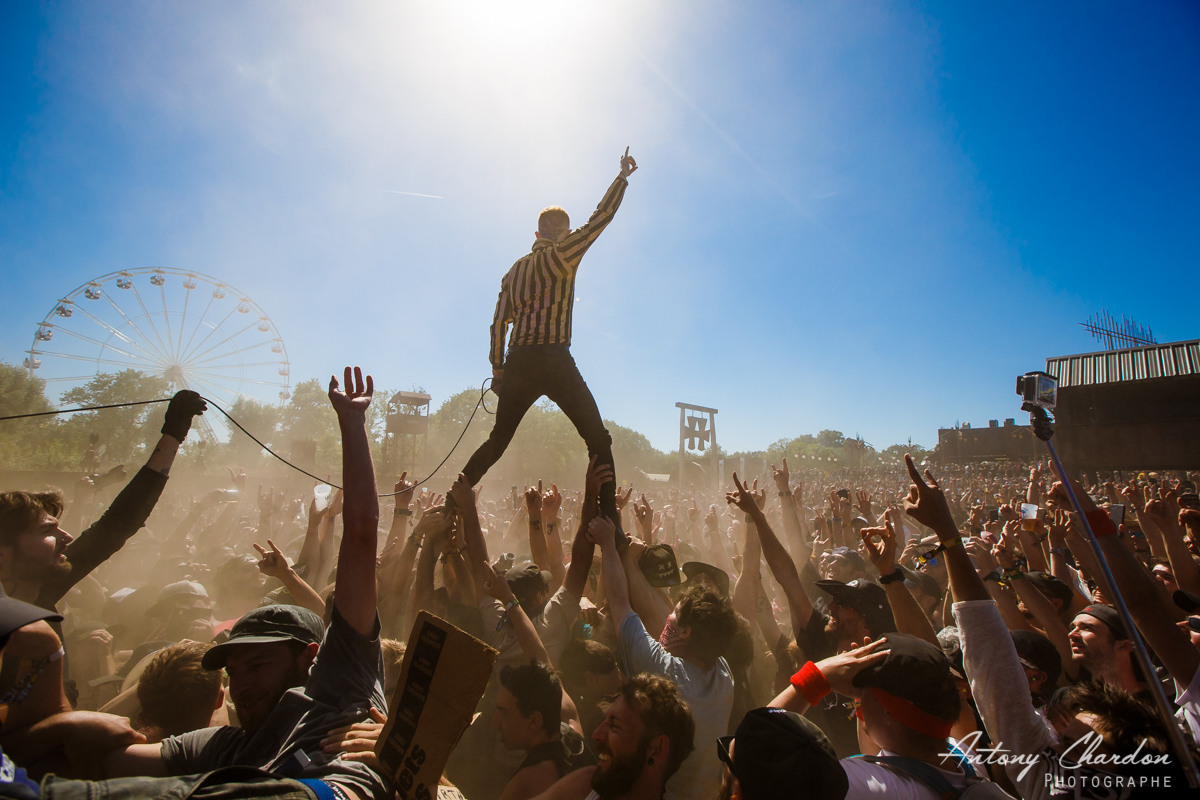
[904,454,924,486]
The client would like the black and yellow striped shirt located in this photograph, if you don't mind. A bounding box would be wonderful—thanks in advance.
[489,175,629,368]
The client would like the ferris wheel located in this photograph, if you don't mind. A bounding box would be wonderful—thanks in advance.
[25,268,291,438]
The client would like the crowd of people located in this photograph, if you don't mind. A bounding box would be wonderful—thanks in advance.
[2,374,1199,800]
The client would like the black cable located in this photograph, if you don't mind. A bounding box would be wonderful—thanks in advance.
[0,380,497,498]
[0,398,169,420]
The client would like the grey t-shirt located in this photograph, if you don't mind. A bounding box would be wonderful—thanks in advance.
[617,612,732,800]
[161,606,388,800]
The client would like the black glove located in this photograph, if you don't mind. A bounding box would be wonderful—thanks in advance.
[162,390,207,441]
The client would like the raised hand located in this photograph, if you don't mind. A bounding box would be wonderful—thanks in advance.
[619,146,638,178]
[542,483,562,517]
[903,455,957,539]
[772,460,790,494]
[814,638,891,698]
[615,484,634,511]
[254,539,290,579]
[856,489,873,518]
[394,472,415,510]
[585,454,615,499]
[161,389,207,441]
[860,509,898,573]
[726,473,762,515]
[449,473,476,512]
[327,366,374,417]
[587,515,617,549]
[525,482,543,517]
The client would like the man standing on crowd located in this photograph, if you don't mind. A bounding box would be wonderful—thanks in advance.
[454,149,638,530]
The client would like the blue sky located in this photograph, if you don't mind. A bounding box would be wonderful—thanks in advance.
[2,0,1197,454]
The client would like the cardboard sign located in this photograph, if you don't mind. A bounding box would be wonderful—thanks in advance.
[376,611,498,800]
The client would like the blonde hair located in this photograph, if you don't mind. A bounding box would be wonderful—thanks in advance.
[537,207,570,242]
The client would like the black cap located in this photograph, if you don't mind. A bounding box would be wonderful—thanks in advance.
[1011,629,1062,687]
[851,632,960,727]
[1077,603,1129,641]
[719,707,847,800]
[637,545,681,588]
[816,579,896,637]
[682,561,730,596]
[1173,589,1200,614]
[829,546,866,574]
[1024,572,1074,606]
[201,604,324,670]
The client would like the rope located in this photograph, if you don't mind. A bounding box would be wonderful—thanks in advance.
[0,380,496,497]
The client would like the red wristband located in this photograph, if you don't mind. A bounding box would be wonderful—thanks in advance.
[790,661,831,705]
[1085,509,1119,538]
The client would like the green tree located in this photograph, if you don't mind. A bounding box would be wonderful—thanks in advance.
[0,362,59,469]
[58,370,171,466]
[276,379,340,480]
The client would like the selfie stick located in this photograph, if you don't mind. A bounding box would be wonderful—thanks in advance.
[1026,404,1200,788]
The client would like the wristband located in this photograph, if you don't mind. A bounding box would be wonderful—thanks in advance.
[879,570,905,585]
[941,536,962,548]
[779,490,791,497]
[983,571,1002,583]
[1084,509,1119,538]
[530,520,542,528]
[394,508,413,517]
[1002,568,1025,581]
[790,661,832,705]
[1050,547,1070,556]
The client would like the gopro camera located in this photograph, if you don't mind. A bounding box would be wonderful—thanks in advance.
[1016,371,1057,411]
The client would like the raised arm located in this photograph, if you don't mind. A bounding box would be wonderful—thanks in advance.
[728,473,813,640]
[590,515,633,626]
[1050,474,1200,688]
[328,367,381,637]
[563,456,606,599]
[254,539,325,618]
[554,149,635,264]
[860,510,938,646]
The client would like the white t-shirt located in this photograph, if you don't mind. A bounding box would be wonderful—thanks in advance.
[842,751,975,799]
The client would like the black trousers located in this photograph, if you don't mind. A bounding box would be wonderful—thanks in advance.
[462,345,619,524]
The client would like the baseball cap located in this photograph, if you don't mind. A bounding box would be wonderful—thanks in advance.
[681,561,730,596]
[1024,572,1074,607]
[898,565,942,602]
[1011,629,1062,687]
[851,632,960,739]
[201,604,325,670]
[638,545,682,588]
[718,707,848,800]
[1076,603,1129,640]
[815,579,896,637]
[505,562,550,589]
[829,546,866,574]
